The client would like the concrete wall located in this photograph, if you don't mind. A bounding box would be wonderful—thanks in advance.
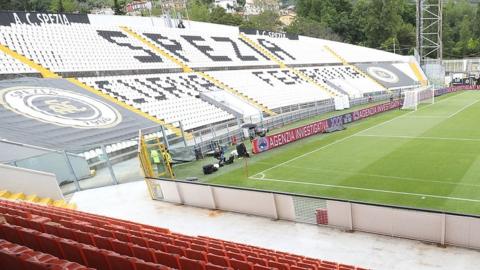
[148,178,480,251]
[0,164,63,200]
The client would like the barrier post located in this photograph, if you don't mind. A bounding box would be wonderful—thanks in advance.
[101,144,118,185]
[160,125,170,149]
[62,150,81,191]
[179,121,187,148]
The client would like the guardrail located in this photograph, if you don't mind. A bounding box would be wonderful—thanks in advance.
[146,85,480,250]
[145,177,480,250]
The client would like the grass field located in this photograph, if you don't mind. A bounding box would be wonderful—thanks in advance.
[206,91,480,215]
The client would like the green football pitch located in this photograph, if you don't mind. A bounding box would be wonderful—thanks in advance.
[207,91,480,215]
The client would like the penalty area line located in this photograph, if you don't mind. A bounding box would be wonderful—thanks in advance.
[249,176,480,203]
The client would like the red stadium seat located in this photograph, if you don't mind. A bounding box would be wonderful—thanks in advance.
[17,228,43,251]
[58,238,88,265]
[173,239,190,248]
[191,238,208,246]
[206,263,232,270]
[105,252,136,270]
[130,235,148,246]
[131,244,155,263]
[226,251,247,261]
[110,239,134,256]
[296,261,317,269]
[267,260,290,270]
[37,233,65,258]
[56,226,77,241]
[242,250,258,258]
[134,260,170,270]
[74,230,95,246]
[81,245,111,270]
[26,219,46,233]
[179,256,206,270]
[209,247,226,257]
[113,230,131,243]
[252,265,272,270]
[191,243,208,252]
[0,223,23,244]
[92,235,113,250]
[97,227,115,238]
[225,245,241,254]
[257,253,277,263]
[246,256,267,266]
[148,239,166,252]
[152,234,173,244]
[164,243,186,256]
[229,258,253,270]
[207,253,230,267]
[154,250,180,269]
[43,222,60,236]
[208,243,224,251]
[185,248,207,261]
[290,266,310,270]
[0,251,24,269]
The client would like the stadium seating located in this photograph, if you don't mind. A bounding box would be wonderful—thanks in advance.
[0,24,179,73]
[208,68,332,109]
[0,51,38,75]
[132,26,276,69]
[0,199,368,270]
[298,66,385,98]
[0,15,422,135]
[79,74,235,130]
[0,189,76,209]
[244,35,406,65]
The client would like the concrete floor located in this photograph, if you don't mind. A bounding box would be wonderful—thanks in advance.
[70,181,480,270]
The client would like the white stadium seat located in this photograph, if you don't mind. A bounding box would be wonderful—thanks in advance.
[0,17,424,137]
[78,73,235,130]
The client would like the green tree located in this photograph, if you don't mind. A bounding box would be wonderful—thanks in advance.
[443,0,478,58]
[241,11,281,31]
[474,3,480,39]
[209,6,243,25]
[50,0,78,12]
[113,0,125,15]
[361,0,404,48]
[285,16,342,41]
[187,0,210,22]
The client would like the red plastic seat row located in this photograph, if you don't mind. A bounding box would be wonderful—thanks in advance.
[0,199,368,270]
[0,222,175,270]
[0,200,169,235]
[2,220,282,270]
[0,238,93,270]
[3,212,317,270]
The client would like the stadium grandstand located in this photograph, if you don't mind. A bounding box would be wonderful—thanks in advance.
[1,8,480,270]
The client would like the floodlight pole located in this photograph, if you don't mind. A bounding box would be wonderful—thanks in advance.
[416,0,443,66]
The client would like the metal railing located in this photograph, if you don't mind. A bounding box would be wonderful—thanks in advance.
[190,92,398,153]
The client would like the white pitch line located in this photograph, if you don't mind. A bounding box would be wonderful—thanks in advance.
[447,98,480,118]
[402,116,445,119]
[252,94,452,178]
[253,162,480,188]
[249,176,480,203]
[355,134,480,142]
